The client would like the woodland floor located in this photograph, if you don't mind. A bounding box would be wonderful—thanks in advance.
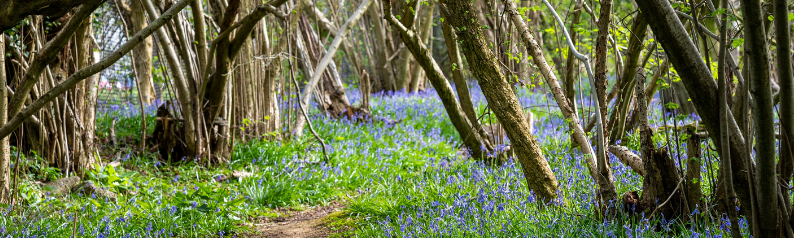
[248,201,345,238]
[3,87,749,237]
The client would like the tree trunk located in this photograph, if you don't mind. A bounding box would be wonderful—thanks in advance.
[0,34,9,202]
[441,22,488,142]
[685,128,703,213]
[742,0,778,235]
[367,1,395,92]
[593,0,612,133]
[607,13,647,144]
[130,0,157,104]
[635,0,754,217]
[443,0,558,201]
[71,16,99,177]
[774,0,794,214]
[383,0,491,160]
[563,0,583,147]
[408,0,434,93]
[633,68,685,219]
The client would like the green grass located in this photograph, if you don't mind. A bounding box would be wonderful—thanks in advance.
[4,88,746,237]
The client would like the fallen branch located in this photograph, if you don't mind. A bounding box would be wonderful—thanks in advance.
[608,145,644,176]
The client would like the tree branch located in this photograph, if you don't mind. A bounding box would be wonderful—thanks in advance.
[0,0,193,140]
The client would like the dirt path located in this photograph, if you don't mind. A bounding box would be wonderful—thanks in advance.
[244,202,345,238]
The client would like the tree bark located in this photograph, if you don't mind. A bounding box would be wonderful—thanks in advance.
[441,21,487,142]
[593,0,612,133]
[383,0,491,160]
[685,129,703,213]
[70,15,99,177]
[130,0,157,104]
[293,0,370,137]
[367,0,394,92]
[607,13,647,144]
[634,0,753,216]
[0,35,9,202]
[774,0,794,213]
[442,0,558,201]
[408,0,433,93]
[741,0,778,235]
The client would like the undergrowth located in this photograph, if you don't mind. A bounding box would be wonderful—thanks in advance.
[2,85,749,237]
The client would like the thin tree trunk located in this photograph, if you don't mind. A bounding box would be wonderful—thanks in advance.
[443,0,559,201]
[593,0,612,133]
[742,0,778,235]
[293,0,371,137]
[367,0,394,92]
[717,3,743,236]
[408,0,433,93]
[607,13,647,144]
[0,35,9,202]
[563,0,583,147]
[394,0,419,91]
[441,21,487,142]
[383,0,491,160]
[634,0,753,216]
[130,0,156,105]
[774,0,794,215]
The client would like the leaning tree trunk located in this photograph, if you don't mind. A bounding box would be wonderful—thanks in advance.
[442,0,559,201]
[441,21,488,142]
[741,0,778,235]
[634,0,754,217]
[382,0,491,160]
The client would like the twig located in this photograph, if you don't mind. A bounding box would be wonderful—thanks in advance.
[648,178,684,218]
[287,29,329,163]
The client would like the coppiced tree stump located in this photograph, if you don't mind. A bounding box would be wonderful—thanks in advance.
[621,68,687,220]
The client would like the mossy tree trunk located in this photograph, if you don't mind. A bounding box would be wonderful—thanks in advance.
[441,0,558,201]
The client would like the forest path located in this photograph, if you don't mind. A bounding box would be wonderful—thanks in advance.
[246,201,345,238]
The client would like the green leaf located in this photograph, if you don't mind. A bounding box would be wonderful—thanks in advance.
[731,38,744,48]
[229,198,246,207]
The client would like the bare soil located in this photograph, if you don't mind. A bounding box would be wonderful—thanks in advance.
[242,201,345,238]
